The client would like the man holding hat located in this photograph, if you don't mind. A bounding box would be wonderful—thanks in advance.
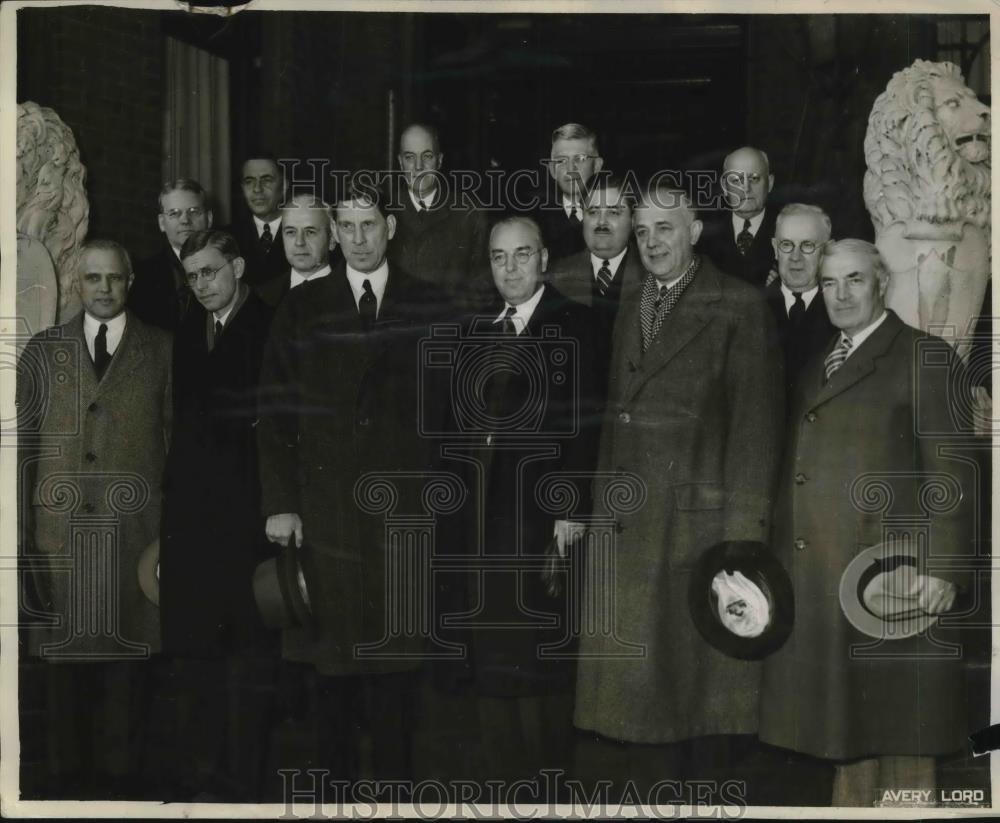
[758,239,977,805]
[158,229,277,800]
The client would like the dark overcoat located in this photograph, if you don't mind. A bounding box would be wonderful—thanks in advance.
[388,186,492,311]
[573,257,784,744]
[436,285,602,696]
[18,312,172,658]
[257,262,450,675]
[758,312,976,759]
[160,290,277,657]
[764,280,837,402]
[128,243,191,331]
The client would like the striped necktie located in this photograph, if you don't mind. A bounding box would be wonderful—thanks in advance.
[824,335,853,381]
[596,260,613,296]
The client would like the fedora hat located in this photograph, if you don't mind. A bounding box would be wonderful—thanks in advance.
[137,538,160,606]
[252,539,314,630]
[688,540,794,660]
[838,542,938,639]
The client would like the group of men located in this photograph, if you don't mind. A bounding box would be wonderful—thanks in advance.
[18,120,981,807]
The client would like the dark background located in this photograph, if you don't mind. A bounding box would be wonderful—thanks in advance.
[17,7,988,259]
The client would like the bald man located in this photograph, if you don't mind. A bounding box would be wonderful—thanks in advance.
[698,146,778,288]
[389,122,490,311]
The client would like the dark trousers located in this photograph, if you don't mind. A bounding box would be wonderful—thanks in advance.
[24,660,153,800]
[314,670,416,790]
[153,654,278,801]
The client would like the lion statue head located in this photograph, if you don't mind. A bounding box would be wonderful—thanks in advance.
[17,102,90,321]
[864,59,990,234]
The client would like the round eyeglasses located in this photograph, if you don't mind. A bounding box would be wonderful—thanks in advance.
[776,239,820,255]
[490,249,542,267]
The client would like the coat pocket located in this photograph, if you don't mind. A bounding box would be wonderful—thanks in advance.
[668,482,726,569]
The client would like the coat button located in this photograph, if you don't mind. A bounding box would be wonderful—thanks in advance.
[88,402,98,413]
[794,472,807,485]
[82,503,94,514]
[618,412,631,424]
[85,452,97,463]
[805,412,817,423]
[794,537,807,551]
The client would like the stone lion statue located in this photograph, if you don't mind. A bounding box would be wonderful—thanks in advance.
[863,60,990,366]
[17,102,90,327]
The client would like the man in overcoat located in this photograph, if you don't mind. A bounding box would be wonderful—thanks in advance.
[765,203,837,401]
[572,184,784,796]
[18,238,172,796]
[434,216,601,788]
[388,122,491,310]
[758,239,976,805]
[159,229,277,800]
[257,188,449,786]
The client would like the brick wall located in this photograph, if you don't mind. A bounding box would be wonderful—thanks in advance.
[18,6,166,259]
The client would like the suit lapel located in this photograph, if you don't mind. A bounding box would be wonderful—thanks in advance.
[63,314,100,398]
[621,263,720,402]
[96,312,146,396]
[807,313,904,409]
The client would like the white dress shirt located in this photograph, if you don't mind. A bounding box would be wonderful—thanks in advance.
[781,284,819,315]
[562,196,582,222]
[840,310,888,361]
[590,247,628,281]
[84,311,127,360]
[731,210,766,241]
[345,261,390,315]
[493,284,546,336]
[290,264,332,290]
[409,187,438,211]
[253,215,282,240]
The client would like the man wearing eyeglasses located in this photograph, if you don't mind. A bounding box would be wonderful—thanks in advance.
[158,229,277,800]
[18,238,172,797]
[698,146,777,289]
[535,123,604,265]
[257,185,449,789]
[766,204,837,398]
[129,178,214,330]
[431,215,599,790]
[389,123,490,310]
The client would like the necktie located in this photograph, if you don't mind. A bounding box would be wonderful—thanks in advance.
[789,291,805,324]
[260,222,273,254]
[596,260,613,297]
[737,219,753,256]
[94,323,110,379]
[215,319,224,340]
[359,279,377,331]
[501,305,518,335]
[418,199,427,212]
[824,335,853,381]
[569,205,582,223]
[639,256,701,352]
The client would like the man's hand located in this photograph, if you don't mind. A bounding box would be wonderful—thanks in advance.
[553,520,587,557]
[911,574,957,615]
[266,513,303,548]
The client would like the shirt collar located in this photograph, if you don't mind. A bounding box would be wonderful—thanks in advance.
[562,195,582,219]
[493,284,546,335]
[214,281,248,326]
[84,311,127,336]
[842,310,889,352]
[290,263,333,288]
[408,186,438,211]
[253,215,282,236]
[780,283,819,313]
[590,247,628,279]
[731,209,766,237]
[345,260,391,310]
